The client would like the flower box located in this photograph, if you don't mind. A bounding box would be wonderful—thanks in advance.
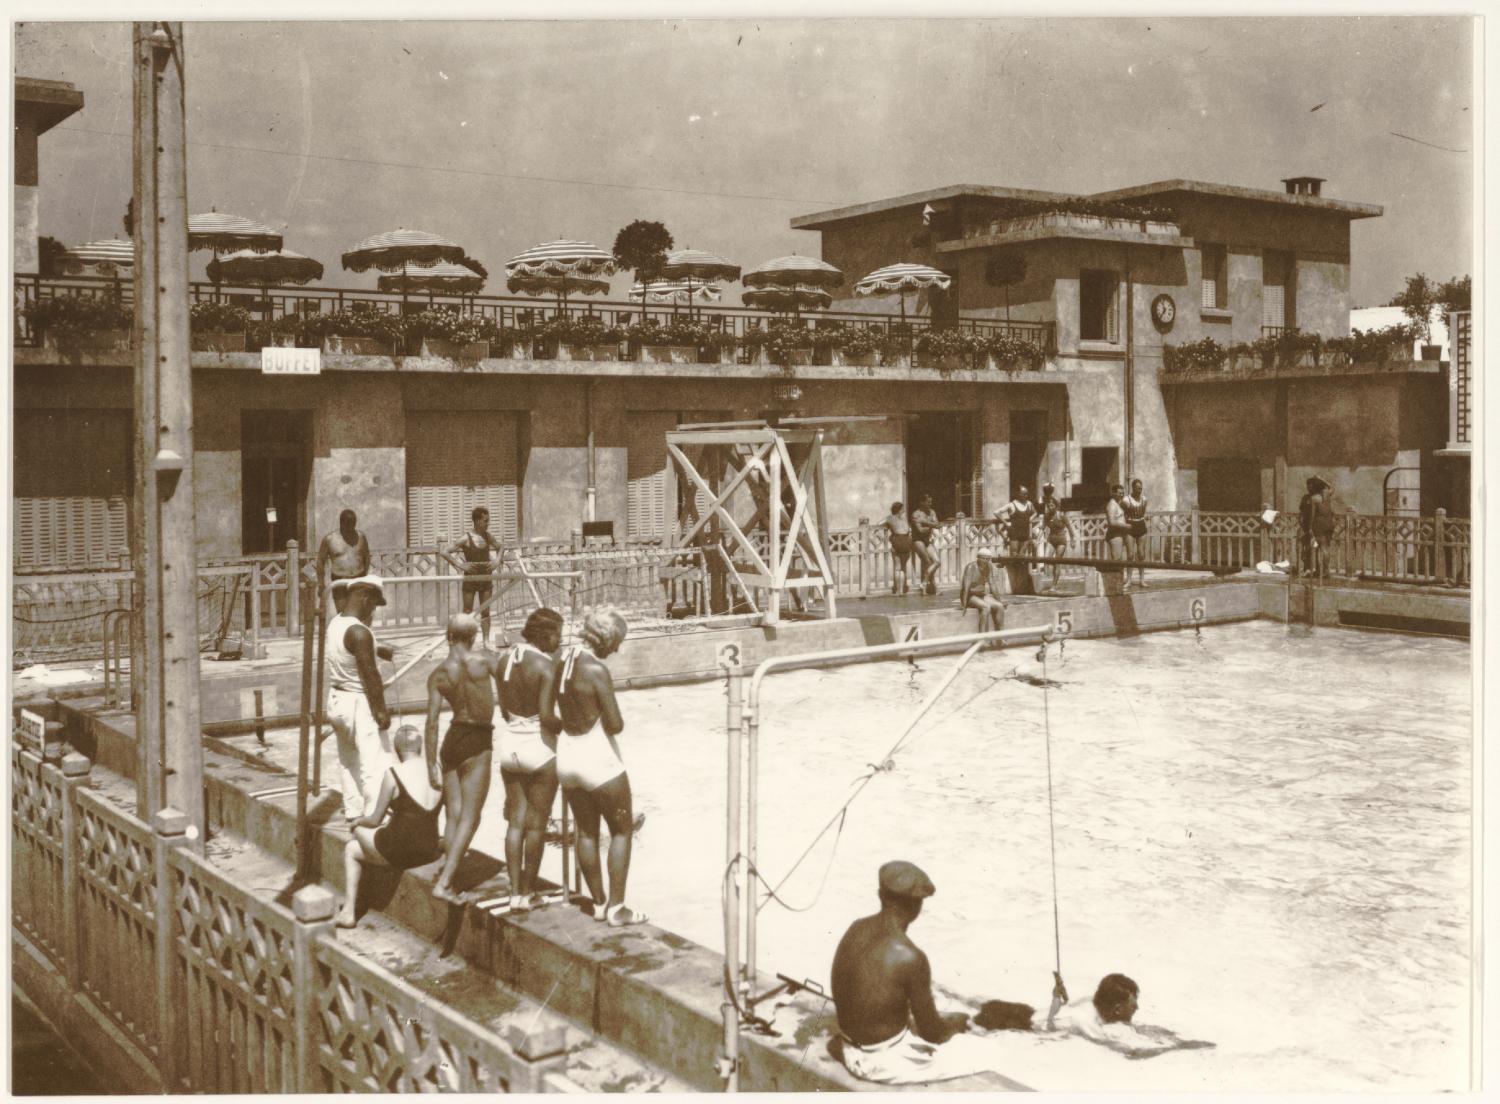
[879,351,913,369]
[45,329,131,354]
[772,348,813,367]
[832,350,877,367]
[717,346,741,366]
[558,342,620,362]
[252,332,300,350]
[641,344,697,365]
[191,331,247,353]
[985,355,1033,372]
[498,337,532,360]
[1145,221,1177,236]
[918,353,967,372]
[416,337,490,360]
[322,334,395,357]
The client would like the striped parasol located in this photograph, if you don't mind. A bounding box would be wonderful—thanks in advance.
[188,211,283,255]
[854,261,952,323]
[62,239,134,275]
[206,248,323,287]
[741,284,834,312]
[743,254,843,291]
[661,248,740,284]
[507,239,615,304]
[342,229,467,274]
[630,279,723,305]
[376,260,485,295]
[505,239,616,279]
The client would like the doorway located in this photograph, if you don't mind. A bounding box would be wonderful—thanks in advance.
[241,410,313,554]
[906,412,979,519]
[1008,410,1048,501]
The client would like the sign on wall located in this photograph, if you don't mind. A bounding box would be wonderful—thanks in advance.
[261,347,321,375]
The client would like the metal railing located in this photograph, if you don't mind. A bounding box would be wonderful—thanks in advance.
[11,736,579,1093]
[14,272,1056,359]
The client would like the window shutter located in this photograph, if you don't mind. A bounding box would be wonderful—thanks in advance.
[626,412,678,540]
[1106,277,1120,342]
[404,411,521,547]
[13,410,130,570]
[1262,284,1285,328]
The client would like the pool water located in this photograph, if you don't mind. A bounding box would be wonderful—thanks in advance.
[589,621,1471,1092]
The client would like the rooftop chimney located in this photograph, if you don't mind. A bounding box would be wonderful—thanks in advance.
[1281,176,1325,197]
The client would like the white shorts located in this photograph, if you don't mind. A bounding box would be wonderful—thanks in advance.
[839,1029,1007,1085]
[327,687,394,821]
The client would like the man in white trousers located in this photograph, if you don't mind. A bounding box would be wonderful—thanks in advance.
[325,575,397,822]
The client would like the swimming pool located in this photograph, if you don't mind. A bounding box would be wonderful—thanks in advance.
[590,621,1472,1092]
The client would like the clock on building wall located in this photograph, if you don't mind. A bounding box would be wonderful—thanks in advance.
[1151,293,1176,332]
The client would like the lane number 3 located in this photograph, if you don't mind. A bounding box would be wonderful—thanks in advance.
[717,642,742,670]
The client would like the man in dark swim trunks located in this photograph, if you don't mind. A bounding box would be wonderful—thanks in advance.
[831,861,973,1083]
[495,607,565,911]
[446,506,503,648]
[909,496,941,595]
[882,501,915,595]
[425,613,503,904]
[538,608,646,926]
[317,509,370,616]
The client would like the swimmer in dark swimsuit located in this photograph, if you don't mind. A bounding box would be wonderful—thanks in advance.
[1105,484,1130,566]
[883,501,915,595]
[1123,478,1149,588]
[495,607,565,911]
[446,506,503,648]
[538,608,646,926]
[337,726,442,928]
[426,613,503,904]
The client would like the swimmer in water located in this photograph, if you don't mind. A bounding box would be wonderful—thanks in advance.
[538,608,646,926]
[495,607,565,911]
[974,973,1213,1059]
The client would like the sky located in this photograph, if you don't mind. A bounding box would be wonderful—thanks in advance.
[14,16,1474,307]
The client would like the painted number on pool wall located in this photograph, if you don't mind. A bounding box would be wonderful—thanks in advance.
[1189,598,1206,623]
[716,642,742,670]
[1055,610,1074,636]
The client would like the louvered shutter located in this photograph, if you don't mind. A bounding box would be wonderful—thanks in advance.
[626,412,678,540]
[1262,251,1286,328]
[13,410,131,570]
[404,411,521,546]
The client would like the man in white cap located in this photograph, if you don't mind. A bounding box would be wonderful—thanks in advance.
[831,860,974,1083]
[958,548,1008,632]
[325,575,397,822]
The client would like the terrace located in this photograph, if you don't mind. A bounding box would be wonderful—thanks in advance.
[14,273,1056,371]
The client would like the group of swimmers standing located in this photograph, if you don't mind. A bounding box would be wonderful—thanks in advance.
[327,575,647,928]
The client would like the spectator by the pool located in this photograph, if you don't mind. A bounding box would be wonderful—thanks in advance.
[958,550,1007,632]
[1123,478,1149,588]
[909,496,941,595]
[882,502,915,595]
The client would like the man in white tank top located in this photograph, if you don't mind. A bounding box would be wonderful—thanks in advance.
[325,576,396,821]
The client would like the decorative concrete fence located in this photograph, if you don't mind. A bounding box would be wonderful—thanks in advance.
[10,734,578,1093]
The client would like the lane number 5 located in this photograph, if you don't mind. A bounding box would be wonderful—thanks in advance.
[1055,609,1074,636]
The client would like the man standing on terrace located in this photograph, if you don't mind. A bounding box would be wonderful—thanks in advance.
[909,496,941,596]
[317,509,370,616]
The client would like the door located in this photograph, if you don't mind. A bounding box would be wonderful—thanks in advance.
[906,412,978,519]
[405,411,521,546]
[1008,410,1048,501]
[240,411,312,555]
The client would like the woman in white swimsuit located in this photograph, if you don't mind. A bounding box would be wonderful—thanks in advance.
[538,608,646,927]
[494,607,564,911]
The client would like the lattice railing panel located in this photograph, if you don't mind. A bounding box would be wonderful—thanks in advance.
[168,847,300,1094]
[11,745,66,962]
[312,937,514,1093]
[76,787,159,1054]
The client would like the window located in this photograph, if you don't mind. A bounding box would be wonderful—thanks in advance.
[1079,269,1119,342]
[1200,244,1227,310]
[1262,250,1293,330]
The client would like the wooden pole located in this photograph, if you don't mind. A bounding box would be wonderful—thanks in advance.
[296,582,315,881]
[133,22,204,843]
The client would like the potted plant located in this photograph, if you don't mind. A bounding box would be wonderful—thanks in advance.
[766,320,814,368]
[703,326,740,365]
[1390,273,1441,360]
[23,294,133,353]
[189,301,251,352]
[405,307,493,360]
[915,326,977,372]
[1163,337,1228,375]
[247,318,302,351]
[538,315,622,361]
[739,323,773,365]
[833,326,881,367]
[302,309,405,356]
[983,331,1044,371]
[878,323,914,367]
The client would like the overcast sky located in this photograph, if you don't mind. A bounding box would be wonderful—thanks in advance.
[15,16,1473,306]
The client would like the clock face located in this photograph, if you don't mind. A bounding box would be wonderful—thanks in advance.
[1152,293,1176,329]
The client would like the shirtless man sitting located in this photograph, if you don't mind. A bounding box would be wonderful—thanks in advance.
[830,861,972,1084]
[538,608,646,926]
[495,607,565,912]
[425,614,502,904]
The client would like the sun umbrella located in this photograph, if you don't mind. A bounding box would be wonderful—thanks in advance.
[743,254,843,319]
[188,211,282,255]
[62,239,134,275]
[206,248,324,316]
[343,229,468,311]
[741,284,834,312]
[376,260,486,296]
[505,239,616,308]
[630,279,723,306]
[660,248,739,316]
[854,261,952,324]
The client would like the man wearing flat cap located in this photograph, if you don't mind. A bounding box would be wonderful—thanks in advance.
[830,860,978,1083]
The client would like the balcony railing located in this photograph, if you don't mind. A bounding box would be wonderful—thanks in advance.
[13,272,1055,360]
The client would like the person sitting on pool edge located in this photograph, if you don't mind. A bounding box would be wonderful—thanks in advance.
[958,549,1007,632]
[832,861,1003,1084]
[973,973,1213,1059]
